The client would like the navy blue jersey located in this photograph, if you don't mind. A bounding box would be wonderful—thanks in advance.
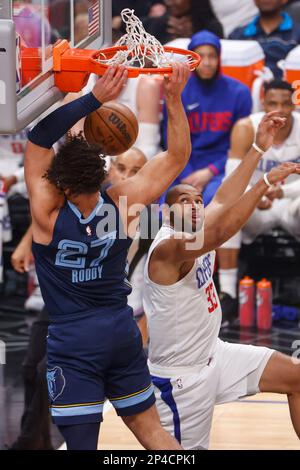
[32,190,132,319]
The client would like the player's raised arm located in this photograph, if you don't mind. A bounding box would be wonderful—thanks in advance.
[208,111,286,210]
[153,111,299,264]
[24,67,127,222]
[108,62,191,209]
[155,162,300,267]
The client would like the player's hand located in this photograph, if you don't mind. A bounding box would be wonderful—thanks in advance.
[11,241,34,273]
[265,184,284,201]
[255,111,287,152]
[92,66,128,104]
[163,62,190,99]
[266,162,300,186]
[257,196,272,211]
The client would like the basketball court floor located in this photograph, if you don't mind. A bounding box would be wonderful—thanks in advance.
[99,394,300,450]
[1,294,300,450]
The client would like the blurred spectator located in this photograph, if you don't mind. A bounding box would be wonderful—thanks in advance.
[143,0,223,44]
[218,80,300,321]
[229,0,300,78]
[162,31,252,206]
[0,128,28,289]
[0,180,12,285]
[13,1,51,47]
[74,12,88,45]
[108,149,151,347]
[108,148,147,185]
[120,77,162,160]
[210,0,258,37]
[0,130,27,177]
[8,225,52,450]
[82,73,162,160]
[112,0,166,31]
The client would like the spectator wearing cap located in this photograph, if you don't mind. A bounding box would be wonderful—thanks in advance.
[161,30,252,205]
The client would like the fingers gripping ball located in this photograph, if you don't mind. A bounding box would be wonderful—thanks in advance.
[84,102,139,155]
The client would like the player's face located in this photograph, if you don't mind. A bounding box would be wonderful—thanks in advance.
[263,89,294,122]
[254,0,288,13]
[173,190,205,233]
[109,151,146,185]
[194,45,219,80]
[165,0,191,17]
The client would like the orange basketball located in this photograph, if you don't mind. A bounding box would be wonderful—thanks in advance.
[84,101,139,155]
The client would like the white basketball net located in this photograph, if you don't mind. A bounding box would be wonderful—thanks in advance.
[97,9,186,69]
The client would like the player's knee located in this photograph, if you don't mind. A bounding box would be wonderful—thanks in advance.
[122,405,162,435]
[286,363,300,395]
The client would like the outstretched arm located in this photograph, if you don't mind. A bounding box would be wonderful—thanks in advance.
[155,162,300,265]
[209,111,286,209]
[108,63,191,210]
[24,66,127,227]
[202,162,300,253]
[153,111,298,265]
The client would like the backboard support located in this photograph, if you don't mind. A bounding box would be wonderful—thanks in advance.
[0,0,112,134]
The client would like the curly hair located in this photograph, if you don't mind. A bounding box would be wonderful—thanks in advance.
[44,133,107,196]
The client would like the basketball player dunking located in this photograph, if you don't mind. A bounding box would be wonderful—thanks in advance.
[143,112,300,450]
[24,64,190,450]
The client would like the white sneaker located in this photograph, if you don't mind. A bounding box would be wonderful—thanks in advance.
[24,286,45,312]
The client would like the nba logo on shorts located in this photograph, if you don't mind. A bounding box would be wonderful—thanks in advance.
[47,366,66,401]
[177,378,183,389]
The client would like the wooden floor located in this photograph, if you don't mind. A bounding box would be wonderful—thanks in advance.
[99,393,300,450]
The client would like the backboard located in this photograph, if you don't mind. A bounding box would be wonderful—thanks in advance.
[0,0,112,134]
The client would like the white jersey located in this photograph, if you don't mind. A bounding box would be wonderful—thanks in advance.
[143,225,221,374]
[210,0,258,37]
[250,111,300,185]
[0,129,27,175]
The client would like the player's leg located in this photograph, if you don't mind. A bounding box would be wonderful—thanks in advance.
[259,351,300,438]
[105,308,181,449]
[218,206,277,302]
[218,231,242,320]
[273,198,300,240]
[122,404,182,450]
[58,422,101,450]
[215,339,274,405]
[215,340,300,439]
[148,369,218,450]
[47,315,106,450]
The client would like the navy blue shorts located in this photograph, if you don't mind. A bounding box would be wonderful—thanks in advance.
[46,306,155,425]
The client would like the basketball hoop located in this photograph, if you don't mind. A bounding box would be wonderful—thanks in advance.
[51,9,200,92]
[91,45,200,77]
[94,9,200,75]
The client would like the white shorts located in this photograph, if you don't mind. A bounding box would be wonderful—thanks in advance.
[150,339,275,450]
